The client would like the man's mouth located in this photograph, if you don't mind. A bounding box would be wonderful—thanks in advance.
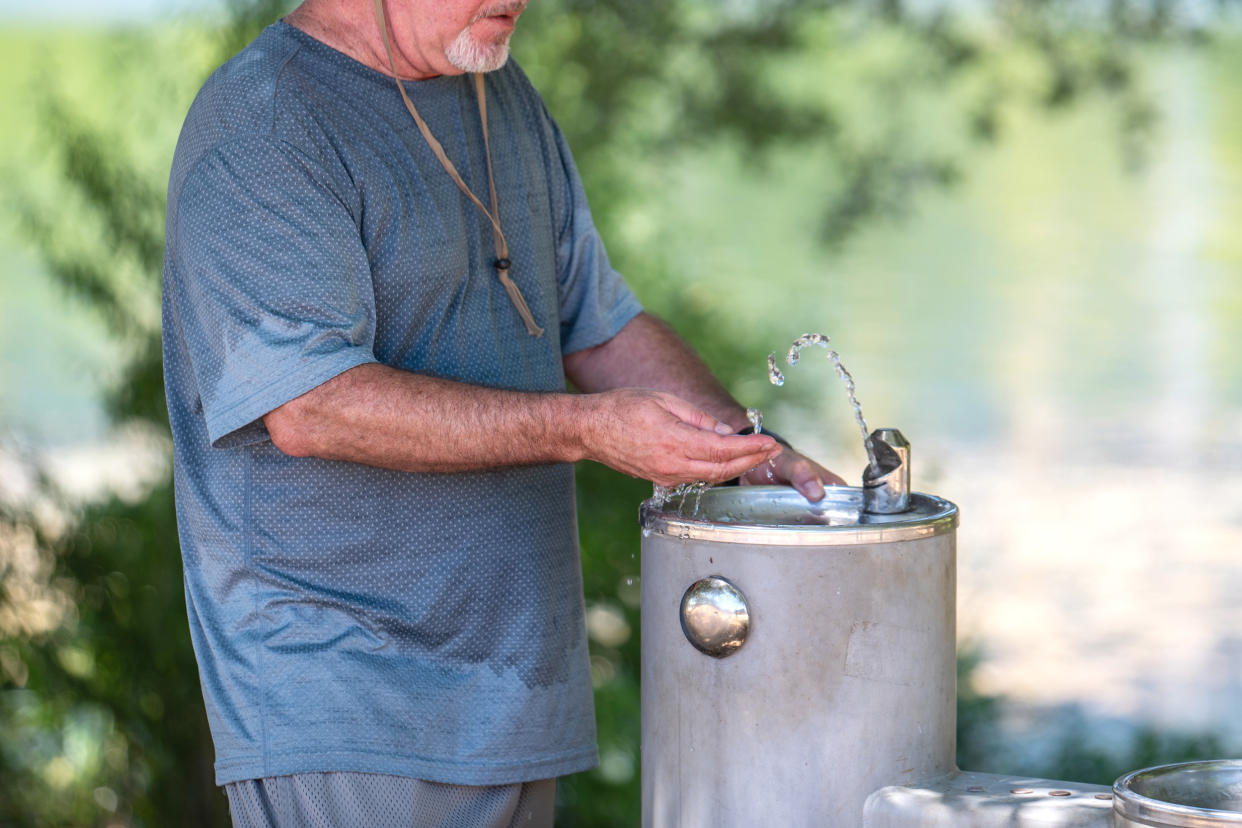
[474,1,527,24]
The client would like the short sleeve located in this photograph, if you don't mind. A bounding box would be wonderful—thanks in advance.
[167,136,378,447]
[543,109,643,355]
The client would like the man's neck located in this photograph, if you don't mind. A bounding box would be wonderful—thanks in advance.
[284,0,445,80]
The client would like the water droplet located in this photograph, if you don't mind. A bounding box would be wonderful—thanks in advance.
[745,407,763,435]
[674,483,691,517]
[643,483,673,512]
[692,481,707,515]
[766,353,785,387]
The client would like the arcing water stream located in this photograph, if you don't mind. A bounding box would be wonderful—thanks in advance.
[768,332,879,476]
[646,332,879,516]
[746,407,777,482]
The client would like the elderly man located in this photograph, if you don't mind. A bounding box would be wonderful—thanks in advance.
[162,0,841,825]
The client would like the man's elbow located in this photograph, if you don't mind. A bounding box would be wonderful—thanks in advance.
[262,364,370,457]
[264,405,316,458]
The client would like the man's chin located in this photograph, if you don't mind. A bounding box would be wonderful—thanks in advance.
[445,33,511,73]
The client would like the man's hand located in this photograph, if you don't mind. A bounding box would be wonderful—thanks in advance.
[579,389,782,487]
[565,313,847,493]
[739,445,847,502]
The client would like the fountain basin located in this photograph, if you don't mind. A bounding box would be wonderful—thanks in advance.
[640,484,956,544]
[1114,761,1242,827]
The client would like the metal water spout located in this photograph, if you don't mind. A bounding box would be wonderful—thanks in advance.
[863,428,910,514]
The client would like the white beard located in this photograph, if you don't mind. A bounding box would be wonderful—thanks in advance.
[445,25,511,73]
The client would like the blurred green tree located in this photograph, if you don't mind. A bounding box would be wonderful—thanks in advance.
[955,656,1224,788]
[0,1,1229,826]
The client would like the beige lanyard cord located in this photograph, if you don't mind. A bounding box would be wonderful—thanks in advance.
[372,0,544,337]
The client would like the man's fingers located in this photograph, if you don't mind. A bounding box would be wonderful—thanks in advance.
[671,421,778,461]
[732,448,847,500]
[799,460,846,488]
[790,471,826,502]
[681,451,781,484]
[650,445,779,487]
[785,453,847,500]
[658,394,733,435]
[632,392,846,493]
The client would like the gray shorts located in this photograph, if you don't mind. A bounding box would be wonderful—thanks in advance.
[225,772,556,828]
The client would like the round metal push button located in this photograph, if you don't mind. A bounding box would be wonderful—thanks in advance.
[680,576,750,658]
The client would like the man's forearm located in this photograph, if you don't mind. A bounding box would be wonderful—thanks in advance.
[564,312,751,431]
[264,363,584,472]
[262,361,780,484]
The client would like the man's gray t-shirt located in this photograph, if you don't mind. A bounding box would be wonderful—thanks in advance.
[161,22,642,786]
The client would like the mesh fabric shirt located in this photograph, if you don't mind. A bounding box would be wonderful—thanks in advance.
[161,22,642,786]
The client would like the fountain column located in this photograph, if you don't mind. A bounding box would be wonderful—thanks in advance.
[640,484,958,828]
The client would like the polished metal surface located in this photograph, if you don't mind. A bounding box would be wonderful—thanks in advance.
[679,576,750,658]
[642,483,959,827]
[1114,761,1242,827]
[863,428,911,514]
[640,485,957,546]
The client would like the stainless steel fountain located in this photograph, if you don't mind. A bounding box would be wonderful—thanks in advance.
[640,429,960,826]
[638,428,1242,827]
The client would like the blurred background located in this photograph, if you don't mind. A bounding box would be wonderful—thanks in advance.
[2,0,1241,825]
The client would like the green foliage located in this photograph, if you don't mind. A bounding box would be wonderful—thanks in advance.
[515,0,1193,258]
[955,650,1224,786]
[16,97,168,425]
[2,1,1236,826]
[1,6,286,826]
[956,642,1003,773]
[1,483,224,827]
[1041,718,1224,787]
[558,463,649,826]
